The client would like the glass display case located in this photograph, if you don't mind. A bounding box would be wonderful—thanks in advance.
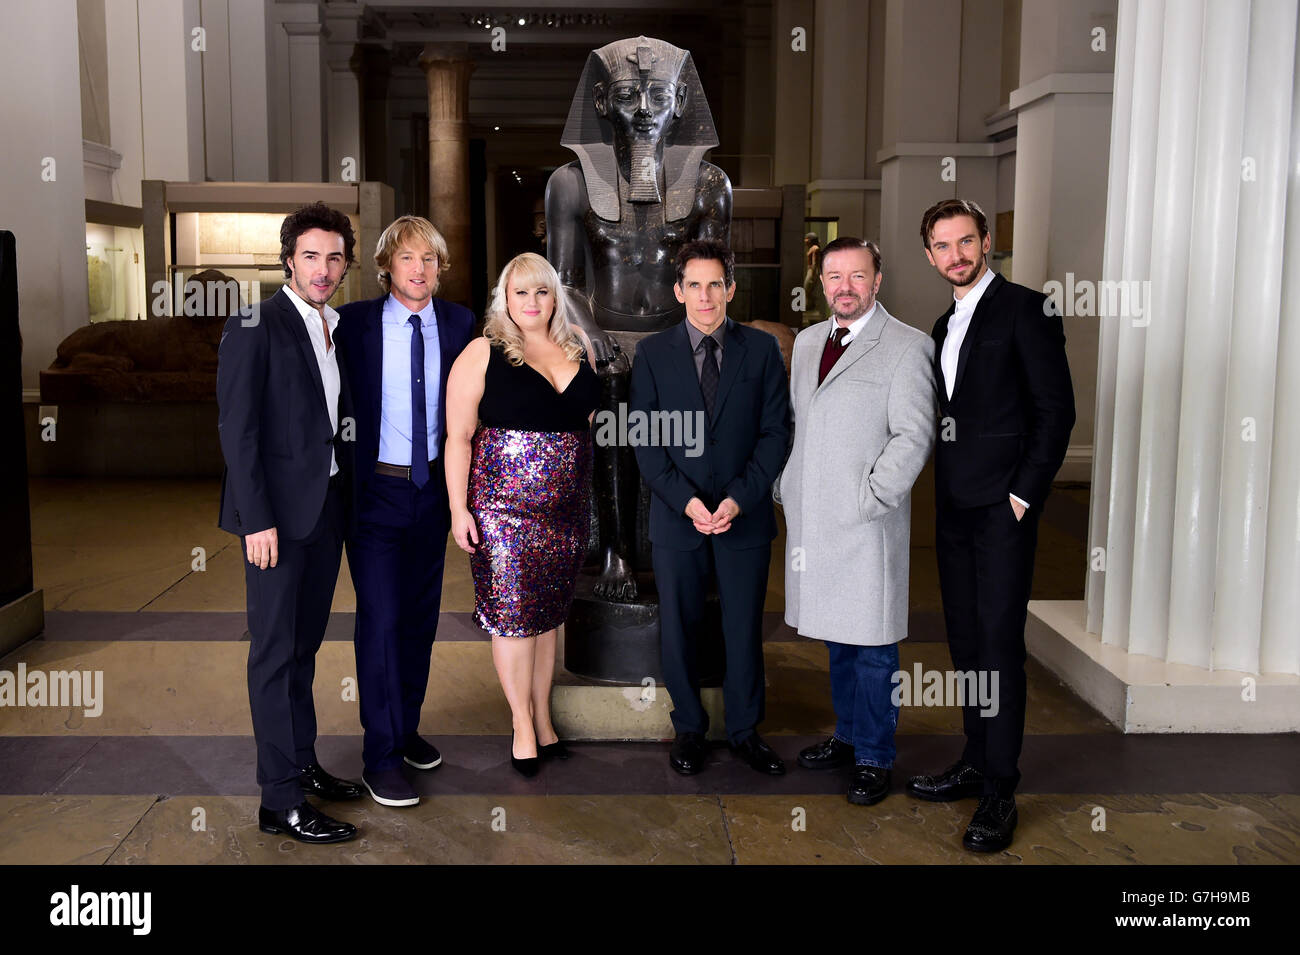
[141,181,394,317]
[85,222,146,322]
[167,210,359,314]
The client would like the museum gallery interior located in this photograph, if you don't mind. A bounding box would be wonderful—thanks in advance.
[0,0,1297,867]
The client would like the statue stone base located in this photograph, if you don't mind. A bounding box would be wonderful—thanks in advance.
[564,570,724,686]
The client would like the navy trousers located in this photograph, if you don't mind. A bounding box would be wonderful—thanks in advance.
[348,467,449,773]
[653,539,770,744]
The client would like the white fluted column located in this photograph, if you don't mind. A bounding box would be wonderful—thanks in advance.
[1260,23,1300,675]
[1100,0,1164,651]
[1212,0,1298,673]
[1127,2,1204,658]
[1085,0,1138,633]
[1090,0,1300,680]
[1166,1,1251,667]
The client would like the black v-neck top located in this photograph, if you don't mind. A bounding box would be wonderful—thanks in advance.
[477,341,601,432]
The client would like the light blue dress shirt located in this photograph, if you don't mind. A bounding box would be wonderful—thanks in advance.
[378,294,441,466]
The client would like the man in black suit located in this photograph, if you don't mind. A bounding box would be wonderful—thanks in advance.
[334,217,474,808]
[629,239,792,776]
[905,198,1075,852]
[217,203,364,844]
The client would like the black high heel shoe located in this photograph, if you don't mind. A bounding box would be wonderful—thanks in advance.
[539,739,571,761]
[511,732,540,778]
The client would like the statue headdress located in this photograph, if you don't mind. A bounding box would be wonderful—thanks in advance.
[560,36,718,222]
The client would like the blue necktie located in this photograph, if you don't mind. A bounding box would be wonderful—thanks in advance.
[408,314,429,488]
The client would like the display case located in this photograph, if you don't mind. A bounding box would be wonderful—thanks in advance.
[141,181,395,316]
[84,202,147,323]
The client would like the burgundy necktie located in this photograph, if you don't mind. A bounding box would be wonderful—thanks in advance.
[818,326,850,384]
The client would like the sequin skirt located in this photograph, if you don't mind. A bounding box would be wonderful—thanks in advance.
[468,428,593,638]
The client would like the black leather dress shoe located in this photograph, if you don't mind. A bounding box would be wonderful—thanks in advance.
[299,763,364,801]
[847,765,891,806]
[403,736,442,770]
[963,794,1018,852]
[669,732,708,775]
[906,760,984,802]
[797,736,855,771]
[730,734,786,775]
[258,802,357,844]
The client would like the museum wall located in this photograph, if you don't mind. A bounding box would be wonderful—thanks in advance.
[2,0,93,391]
[6,0,1107,477]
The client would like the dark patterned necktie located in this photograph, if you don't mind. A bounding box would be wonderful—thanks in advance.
[408,315,429,488]
[699,334,720,419]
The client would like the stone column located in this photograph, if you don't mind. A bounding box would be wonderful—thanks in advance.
[1089,0,1300,679]
[282,20,327,182]
[1010,0,1117,487]
[419,44,474,307]
[876,0,1001,330]
[1260,24,1300,676]
[809,0,874,240]
[353,45,392,187]
[324,5,363,188]
[771,0,814,188]
[1163,1,1250,664]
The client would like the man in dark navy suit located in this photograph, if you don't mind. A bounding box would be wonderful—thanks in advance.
[905,198,1075,853]
[217,202,363,844]
[334,216,474,808]
[629,239,792,776]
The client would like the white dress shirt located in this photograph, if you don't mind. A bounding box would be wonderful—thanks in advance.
[282,284,341,477]
[938,266,1028,510]
[829,301,878,344]
[939,265,995,401]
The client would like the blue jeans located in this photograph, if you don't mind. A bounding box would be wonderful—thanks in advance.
[827,641,900,768]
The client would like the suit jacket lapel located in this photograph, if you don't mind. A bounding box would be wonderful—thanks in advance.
[672,322,705,411]
[432,298,454,440]
[278,289,330,425]
[361,297,384,445]
[950,272,1003,400]
[818,306,887,391]
[711,318,746,421]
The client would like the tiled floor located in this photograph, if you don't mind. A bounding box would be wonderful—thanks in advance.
[3,472,1298,864]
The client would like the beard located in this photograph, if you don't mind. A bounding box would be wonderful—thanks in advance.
[830,292,873,323]
[940,255,984,288]
[627,140,662,202]
[293,273,337,306]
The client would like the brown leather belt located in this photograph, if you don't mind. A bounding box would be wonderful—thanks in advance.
[375,460,437,481]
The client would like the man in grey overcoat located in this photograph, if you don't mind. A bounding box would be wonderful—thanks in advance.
[776,237,937,806]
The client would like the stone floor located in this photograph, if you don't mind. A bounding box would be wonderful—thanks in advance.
[3,470,1298,865]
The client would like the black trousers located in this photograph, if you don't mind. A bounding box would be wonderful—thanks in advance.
[935,499,1040,797]
[244,478,344,810]
[653,539,769,744]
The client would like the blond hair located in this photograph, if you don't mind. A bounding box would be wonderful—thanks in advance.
[483,253,584,365]
[374,216,450,292]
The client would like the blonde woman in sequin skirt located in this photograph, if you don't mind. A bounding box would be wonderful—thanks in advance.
[445,253,600,777]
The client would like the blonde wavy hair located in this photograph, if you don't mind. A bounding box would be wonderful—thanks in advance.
[483,252,585,365]
[374,216,450,293]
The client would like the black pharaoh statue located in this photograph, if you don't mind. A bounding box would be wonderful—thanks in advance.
[546,36,732,602]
